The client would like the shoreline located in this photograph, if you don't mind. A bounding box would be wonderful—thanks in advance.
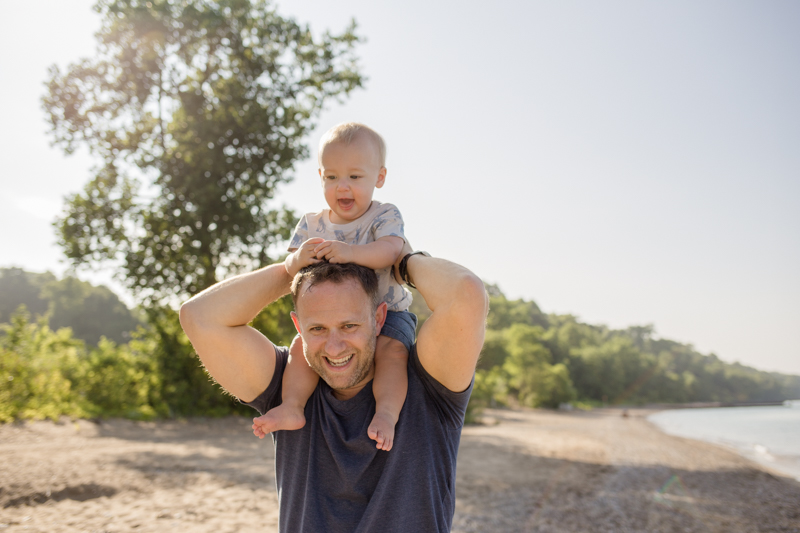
[457,407,800,532]
[2,410,799,532]
[646,404,800,483]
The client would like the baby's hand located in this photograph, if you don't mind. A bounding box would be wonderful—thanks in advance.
[285,238,324,277]
[314,240,354,264]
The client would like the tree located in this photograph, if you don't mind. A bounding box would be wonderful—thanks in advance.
[0,268,52,323]
[44,0,364,304]
[41,276,141,345]
[0,268,141,346]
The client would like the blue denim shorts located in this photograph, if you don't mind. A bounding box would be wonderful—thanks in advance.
[380,310,418,352]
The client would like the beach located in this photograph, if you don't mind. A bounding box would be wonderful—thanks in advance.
[1,408,798,532]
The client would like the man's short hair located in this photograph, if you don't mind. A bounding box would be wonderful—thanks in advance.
[318,122,387,167]
[291,262,381,312]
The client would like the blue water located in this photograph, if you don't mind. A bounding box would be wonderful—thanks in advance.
[648,401,800,481]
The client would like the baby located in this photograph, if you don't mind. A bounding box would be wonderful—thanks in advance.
[252,122,415,451]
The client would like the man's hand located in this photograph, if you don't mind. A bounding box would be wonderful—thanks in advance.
[285,238,324,277]
[313,240,355,264]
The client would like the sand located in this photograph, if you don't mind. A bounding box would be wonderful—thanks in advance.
[1,408,798,532]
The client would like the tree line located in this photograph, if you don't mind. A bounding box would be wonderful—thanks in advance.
[462,284,800,417]
[2,269,798,423]
[0,268,295,422]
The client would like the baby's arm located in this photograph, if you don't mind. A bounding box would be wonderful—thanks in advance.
[313,236,404,269]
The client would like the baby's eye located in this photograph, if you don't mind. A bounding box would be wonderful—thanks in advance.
[349,175,360,180]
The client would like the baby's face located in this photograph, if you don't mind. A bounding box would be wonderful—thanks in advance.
[319,133,386,224]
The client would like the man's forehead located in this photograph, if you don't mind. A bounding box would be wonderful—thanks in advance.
[295,278,372,317]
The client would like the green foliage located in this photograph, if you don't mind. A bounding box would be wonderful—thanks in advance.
[467,285,800,420]
[142,307,249,417]
[485,283,548,331]
[44,0,365,304]
[0,308,165,422]
[72,336,164,419]
[42,276,141,345]
[472,322,577,413]
[1,309,91,422]
[0,268,54,323]
[0,268,141,346]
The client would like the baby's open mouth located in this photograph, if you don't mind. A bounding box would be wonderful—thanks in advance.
[338,199,354,209]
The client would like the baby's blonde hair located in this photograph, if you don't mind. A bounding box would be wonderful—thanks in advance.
[318,122,387,167]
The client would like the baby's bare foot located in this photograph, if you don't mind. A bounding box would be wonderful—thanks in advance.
[368,412,397,451]
[252,404,305,438]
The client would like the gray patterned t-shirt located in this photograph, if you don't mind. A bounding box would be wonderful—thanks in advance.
[287,201,412,312]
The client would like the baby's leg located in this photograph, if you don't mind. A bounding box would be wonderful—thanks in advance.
[252,335,317,438]
[368,335,409,451]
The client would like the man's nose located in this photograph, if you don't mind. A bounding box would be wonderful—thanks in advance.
[325,330,346,355]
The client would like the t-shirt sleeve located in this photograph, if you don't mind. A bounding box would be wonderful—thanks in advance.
[243,344,289,415]
[287,214,310,252]
[370,204,406,242]
[410,344,474,429]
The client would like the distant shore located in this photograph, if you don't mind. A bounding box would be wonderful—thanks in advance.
[2,410,799,532]
[636,400,791,409]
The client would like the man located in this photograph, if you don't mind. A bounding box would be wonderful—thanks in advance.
[179,245,487,532]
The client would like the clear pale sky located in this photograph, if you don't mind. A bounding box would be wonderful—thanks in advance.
[1,1,798,375]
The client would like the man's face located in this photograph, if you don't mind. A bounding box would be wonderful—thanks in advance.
[291,278,387,400]
[318,133,386,225]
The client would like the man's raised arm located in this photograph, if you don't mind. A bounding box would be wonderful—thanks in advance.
[179,263,293,402]
[395,247,488,392]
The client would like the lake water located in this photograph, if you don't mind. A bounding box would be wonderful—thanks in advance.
[648,401,800,481]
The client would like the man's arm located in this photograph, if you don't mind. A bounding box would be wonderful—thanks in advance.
[394,246,488,392]
[179,263,293,402]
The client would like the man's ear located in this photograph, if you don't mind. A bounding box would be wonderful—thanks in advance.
[291,311,302,334]
[375,167,387,189]
[374,301,388,333]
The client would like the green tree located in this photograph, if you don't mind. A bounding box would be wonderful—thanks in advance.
[501,324,575,407]
[0,268,140,346]
[41,276,141,345]
[485,283,548,331]
[44,0,364,304]
[0,309,89,422]
[0,268,52,323]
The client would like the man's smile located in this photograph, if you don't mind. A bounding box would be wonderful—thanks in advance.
[326,353,354,368]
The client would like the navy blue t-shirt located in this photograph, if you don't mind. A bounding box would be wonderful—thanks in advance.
[246,344,473,533]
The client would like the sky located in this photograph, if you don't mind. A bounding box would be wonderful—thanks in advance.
[1,1,798,376]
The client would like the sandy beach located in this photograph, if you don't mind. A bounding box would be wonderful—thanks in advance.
[1,408,798,532]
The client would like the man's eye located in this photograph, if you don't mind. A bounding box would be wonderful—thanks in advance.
[343,324,357,329]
